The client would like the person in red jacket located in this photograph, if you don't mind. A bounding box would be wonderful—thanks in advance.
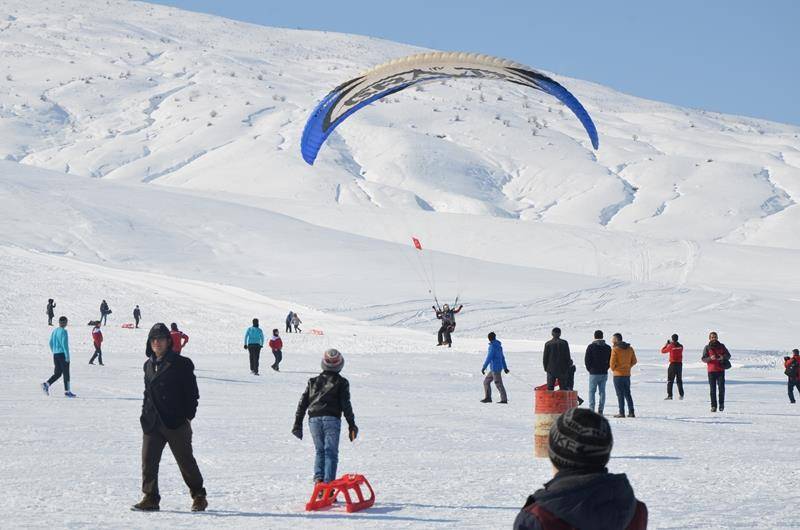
[661,333,684,400]
[513,408,648,530]
[785,349,800,404]
[170,323,189,354]
[268,329,283,372]
[701,331,731,412]
[89,323,104,365]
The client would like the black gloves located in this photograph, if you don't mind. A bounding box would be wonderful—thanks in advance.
[504,368,510,374]
[348,425,359,442]
[481,368,486,375]
[243,345,248,350]
[291,424,302,440]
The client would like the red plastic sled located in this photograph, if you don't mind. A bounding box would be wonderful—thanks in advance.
[305,473,375,513]
[121,323,135,329]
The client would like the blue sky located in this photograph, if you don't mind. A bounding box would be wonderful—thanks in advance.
[148,0,800,126]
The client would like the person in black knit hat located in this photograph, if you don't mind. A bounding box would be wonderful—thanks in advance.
[513,408,648,529]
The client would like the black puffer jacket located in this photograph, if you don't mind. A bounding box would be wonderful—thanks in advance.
[514,470,648,530]
[543,338,573,376]
[294,371,355,428]
[140,350,199,432]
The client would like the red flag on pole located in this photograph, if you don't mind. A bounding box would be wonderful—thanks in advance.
[412,237,422,250]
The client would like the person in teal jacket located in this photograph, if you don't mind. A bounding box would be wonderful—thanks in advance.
[42,316,75,397]
[481,332,509,403]
[244,318,265,375]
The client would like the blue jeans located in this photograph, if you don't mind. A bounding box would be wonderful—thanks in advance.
[309,416,341,483]
[613,376,634,415]
[588,374,608,413]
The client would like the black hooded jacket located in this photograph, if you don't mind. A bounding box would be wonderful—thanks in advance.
[514,470,647,530]
[140,349,199,432]
[585,340,612,375]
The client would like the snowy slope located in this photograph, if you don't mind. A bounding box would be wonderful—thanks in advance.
[1,0,800,249]
[1,246,798,529]
[1,2,800,527]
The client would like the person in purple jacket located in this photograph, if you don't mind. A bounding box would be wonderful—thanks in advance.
[480,332,509,403]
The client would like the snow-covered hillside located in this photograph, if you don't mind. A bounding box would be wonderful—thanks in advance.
[2,1,800,528]
[1,0,799,346]
[2,0,800,249]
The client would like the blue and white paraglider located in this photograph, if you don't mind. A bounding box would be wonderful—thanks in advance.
[300,51,599,165]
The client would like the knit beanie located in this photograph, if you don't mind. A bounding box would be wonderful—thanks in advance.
[321,348,344,372]
[548,408,613,471]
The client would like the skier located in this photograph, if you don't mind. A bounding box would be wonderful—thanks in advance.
[702,331,731,412]
[661,334,684,400]
[89,322,104,365]
[46,298,56,326]
[133,323,207,512]
[585,330,611,414]
[292,313,302,333]
[133,305,141,328]
[292,349,358,485]
[243,318,264,375]
[99,299,111,326]
[269,329,283,372]
[41,316,76,397]
[610,333,637,418]
[543,327,572,390]
[785,349,800,403]
[433,303,462,347]
[480,331,509,403]
[285,311,294,333]
[513,408,648,530]
[170,323,189,354]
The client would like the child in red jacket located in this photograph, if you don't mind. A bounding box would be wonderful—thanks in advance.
[269,329,283,371]
[89,323,104,365]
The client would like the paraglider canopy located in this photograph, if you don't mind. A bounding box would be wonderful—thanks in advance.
[301,52,599,165]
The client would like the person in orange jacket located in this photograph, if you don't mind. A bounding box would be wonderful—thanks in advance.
[661,334,684,400]
[610,333,637,418]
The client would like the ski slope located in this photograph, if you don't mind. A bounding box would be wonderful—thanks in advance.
[1,0,800,528]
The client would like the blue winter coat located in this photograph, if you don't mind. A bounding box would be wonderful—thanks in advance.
[482,339,507,372]
[244,326,264,346]
[49,327,70,361]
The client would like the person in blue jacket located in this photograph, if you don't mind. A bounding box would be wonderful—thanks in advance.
[481,331,509,403]
[244,318,265,375]
[42,316,76,397]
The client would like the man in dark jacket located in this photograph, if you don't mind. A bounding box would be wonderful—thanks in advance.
[132,323,207,512]
[46,298,56,326]
[584,330,611,414]
[292,349,358,484]
[133,305,141,328]
[785,349,800,403]
[100,299,111,326]
[513,408,648,530]
[434,303,463,347]
[543,328,573,390]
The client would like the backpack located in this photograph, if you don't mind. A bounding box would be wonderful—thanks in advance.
[785,359,799,378]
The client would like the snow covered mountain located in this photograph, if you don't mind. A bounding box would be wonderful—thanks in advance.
[2,2,800,528]
[1,0,799,348]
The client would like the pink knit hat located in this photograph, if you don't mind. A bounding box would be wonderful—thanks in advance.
[321,348,344,372]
